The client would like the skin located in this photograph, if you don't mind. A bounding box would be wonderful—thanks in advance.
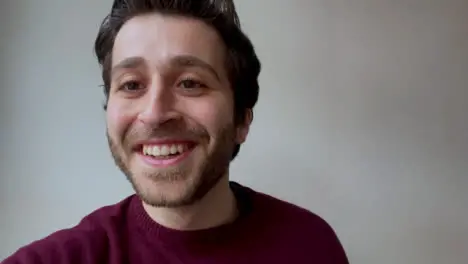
[106,13,252,230]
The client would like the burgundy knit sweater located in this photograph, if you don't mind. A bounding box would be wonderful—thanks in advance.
[2,182,348,264]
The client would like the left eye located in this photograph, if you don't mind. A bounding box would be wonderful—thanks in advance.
[178,78,206,89]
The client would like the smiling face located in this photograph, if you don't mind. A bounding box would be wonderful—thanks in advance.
[106,13,251,207]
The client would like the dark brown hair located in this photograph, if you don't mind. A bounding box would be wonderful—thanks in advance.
[94,0,261,160]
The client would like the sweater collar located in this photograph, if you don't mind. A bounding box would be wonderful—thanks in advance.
[129,181,253,246]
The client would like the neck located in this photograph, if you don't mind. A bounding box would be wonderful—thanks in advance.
[142,175,238,231]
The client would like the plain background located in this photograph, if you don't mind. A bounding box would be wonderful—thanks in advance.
[1,0,467,263]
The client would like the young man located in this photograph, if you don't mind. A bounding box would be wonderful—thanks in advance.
[2,0,349,263]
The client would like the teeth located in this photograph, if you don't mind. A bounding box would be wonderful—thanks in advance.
[143,144,189,157]
[170,145,177,154]
[177,145,184,153]
[161,145,169,156]
[153,146,160,156]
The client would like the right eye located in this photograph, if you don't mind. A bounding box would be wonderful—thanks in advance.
[119,80,144,92]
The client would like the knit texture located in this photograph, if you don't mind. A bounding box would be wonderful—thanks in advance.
[2,182,348,264]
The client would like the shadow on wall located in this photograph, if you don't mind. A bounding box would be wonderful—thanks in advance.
[0,0,24,245]
[0,0,13,181]
[0,1,20,159]
[0,1,33,169]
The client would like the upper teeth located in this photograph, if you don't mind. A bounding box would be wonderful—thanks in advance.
[143,144,187,157]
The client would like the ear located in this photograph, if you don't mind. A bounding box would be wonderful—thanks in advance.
[235,109,253,144]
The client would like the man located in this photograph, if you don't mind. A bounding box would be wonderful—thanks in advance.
[2,0,349,263]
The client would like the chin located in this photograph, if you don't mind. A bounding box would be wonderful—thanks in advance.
[129,167,203,207]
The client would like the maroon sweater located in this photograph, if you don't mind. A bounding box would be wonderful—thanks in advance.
[2,182,348,264]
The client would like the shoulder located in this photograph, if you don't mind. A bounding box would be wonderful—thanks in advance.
[2,196,135,264]
[240,184,349,263]
[242,184,334,230]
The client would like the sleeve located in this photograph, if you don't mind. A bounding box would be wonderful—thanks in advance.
[1,227,107,264]
[321,222,350,264]
[2,246,47,264]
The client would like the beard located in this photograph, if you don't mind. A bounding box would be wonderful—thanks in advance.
[107,120,236,208]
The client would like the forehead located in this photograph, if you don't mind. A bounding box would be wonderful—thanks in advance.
[112,13,227,73]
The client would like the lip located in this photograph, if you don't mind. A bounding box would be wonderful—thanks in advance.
[137,146,195,167]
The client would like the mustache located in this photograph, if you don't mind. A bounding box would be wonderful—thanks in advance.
[123,121,208,145]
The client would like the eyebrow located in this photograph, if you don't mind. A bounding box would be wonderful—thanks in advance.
[111,55,221,81]
[111,57,145,75]
[172,55,221,81]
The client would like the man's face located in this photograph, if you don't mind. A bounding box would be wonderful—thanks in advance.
[106,13,250,207]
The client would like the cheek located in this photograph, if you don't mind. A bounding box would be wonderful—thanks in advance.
[183,95,234,134]
[106,100,135,138]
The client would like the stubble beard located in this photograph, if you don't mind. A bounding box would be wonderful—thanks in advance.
[107,123,236,208]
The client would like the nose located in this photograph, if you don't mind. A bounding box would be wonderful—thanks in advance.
[137,77,179,126]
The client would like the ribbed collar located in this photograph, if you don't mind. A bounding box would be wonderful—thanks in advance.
[129,182,253,247]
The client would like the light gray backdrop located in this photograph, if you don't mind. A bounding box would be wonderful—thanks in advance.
[1,0,467,263]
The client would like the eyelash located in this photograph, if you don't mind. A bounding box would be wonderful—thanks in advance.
[118,80,143,92]
[115,76,207,94]
[177,77,207,89]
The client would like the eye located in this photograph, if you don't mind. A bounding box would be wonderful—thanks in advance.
[178,78,206,90]
[119,80,144,92]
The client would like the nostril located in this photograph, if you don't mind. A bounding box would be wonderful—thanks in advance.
[137,109,180,126]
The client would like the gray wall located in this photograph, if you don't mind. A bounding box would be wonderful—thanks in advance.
[1,0,467,263]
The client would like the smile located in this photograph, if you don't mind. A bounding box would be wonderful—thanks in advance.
[138,141,196,167]
[143,143,189,157]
